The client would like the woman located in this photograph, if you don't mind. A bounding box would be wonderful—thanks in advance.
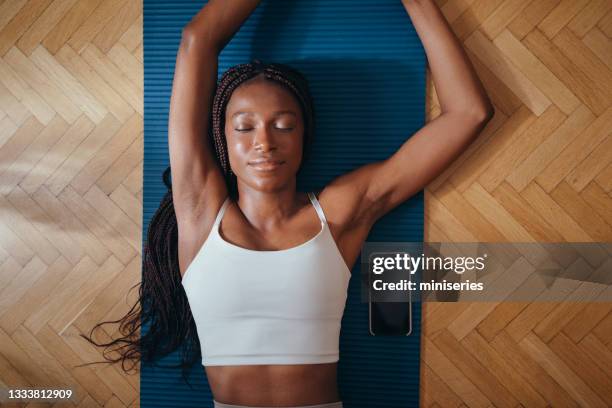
[84,0,493,407]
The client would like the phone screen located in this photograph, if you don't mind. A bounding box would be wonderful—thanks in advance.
[368,251,413,336]
[369,301,412,336]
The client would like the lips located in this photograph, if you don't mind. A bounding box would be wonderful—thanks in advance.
[248,159,285,172]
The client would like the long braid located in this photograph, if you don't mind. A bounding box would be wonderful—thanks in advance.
[79,59,315,384]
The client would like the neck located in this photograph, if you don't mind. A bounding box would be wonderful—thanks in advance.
[235,180,303,231]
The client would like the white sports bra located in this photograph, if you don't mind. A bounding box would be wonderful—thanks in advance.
[181,192,352,366]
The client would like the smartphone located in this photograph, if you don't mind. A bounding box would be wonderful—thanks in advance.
[368,252,413,336]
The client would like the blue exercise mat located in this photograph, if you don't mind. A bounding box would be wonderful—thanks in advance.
[142,1,425,406]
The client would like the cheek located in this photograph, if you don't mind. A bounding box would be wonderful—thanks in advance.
[226,135,251,159]
[286,133,303,157]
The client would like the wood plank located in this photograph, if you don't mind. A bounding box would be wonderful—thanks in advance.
[29,45,107,123]
[0,80,30,126]
[537,107,612,192]
[465,30,551,115]
[566,134,612,191]
[423,336,492,407]
[44,114,121,195]
[523,29,610,115]
[67,0,128,53]
[0,257,70,334]
[480,0,532,40]
[92,0,140,53]
[520,182,593,241]
[452,106,536,192]
[597,9,612,37]
[563,301,612,343]
[491,330,578,407]
[479,105,566,192]
[520,331,608,408]
[0,0,53,56]
[476,300,529,341]
[452,0,505,41]
[462,330,548,407]
[432,183,505,241]
[578,333,612,378]
[73,255,140,340]
[568,0,612,38]
[0,115,68,196]
[117,14,141,53]
[0,1,28,33]
[593,305,612,345]
[0,54,55,124]
[549,181,612,242]
[463,183,536,241]
[7,186,83,266]
[594,163,612,192]
[109,184,141,225]
[16,0,78,55]
[41,0,103,54]
[80,44,142,115]
[507,105,593,192]
[552,28,612,110]
[56,185,136,265]
[583,27,612,71]
[4,46,81,123]
[48,256,123,336]
[538,0,590,38]
[30,185,112,268]
[434,330,519,408]
[69,113,141,195]
[493,30,580,115]
[55,44,135,123]
[0,256,47,315]
[0,325,53,387]
[422,363,465,407]
[508,0,560,40]
[448,257,536,339]
[580,182,612,225]
[107,43,142,92]
[83,185,141,254]
[36,324,113,405]
[19,115,95,194]
[95,132,143,195]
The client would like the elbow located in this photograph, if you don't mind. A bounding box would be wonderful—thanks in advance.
[181,23,197,44]
[471,99,495,125]
[483,100,495,121]
[180,22,219,53]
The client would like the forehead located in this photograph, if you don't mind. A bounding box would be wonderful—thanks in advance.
[226,79,301,115]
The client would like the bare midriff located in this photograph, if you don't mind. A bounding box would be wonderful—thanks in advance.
[205,362,341,406]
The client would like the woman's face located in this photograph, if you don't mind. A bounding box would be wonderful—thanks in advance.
[224,77,305,193]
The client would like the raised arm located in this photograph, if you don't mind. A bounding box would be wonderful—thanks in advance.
[322,0,494,228]
[168,0,260,226]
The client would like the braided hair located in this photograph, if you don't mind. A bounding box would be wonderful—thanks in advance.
[78,59,316,386]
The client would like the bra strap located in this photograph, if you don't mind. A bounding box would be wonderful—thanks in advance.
[308,191,327,224]
[213,197,231,227]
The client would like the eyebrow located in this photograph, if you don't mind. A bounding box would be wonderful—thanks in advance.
[231,110,297,118]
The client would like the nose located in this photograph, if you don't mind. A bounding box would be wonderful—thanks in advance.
[253,125,276,152]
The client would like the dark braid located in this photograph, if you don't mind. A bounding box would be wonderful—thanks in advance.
[78,59,316,385]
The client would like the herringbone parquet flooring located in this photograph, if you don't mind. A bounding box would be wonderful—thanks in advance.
[0,0,609,407]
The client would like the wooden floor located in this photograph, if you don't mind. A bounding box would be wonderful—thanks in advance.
[0,0,609,407]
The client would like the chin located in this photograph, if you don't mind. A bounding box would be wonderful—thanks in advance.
[239,176,293,193]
